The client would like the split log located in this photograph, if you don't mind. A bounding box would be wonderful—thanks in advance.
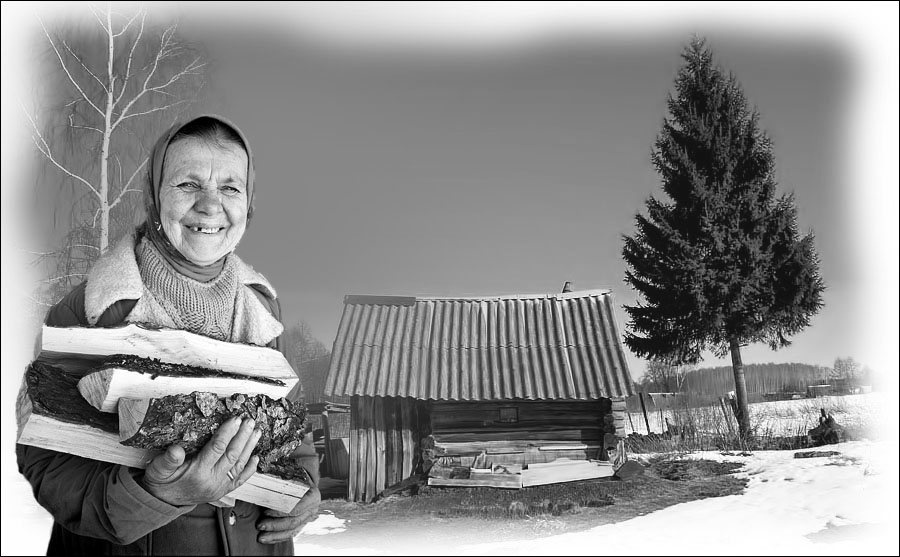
[119,392,308,479]
[40,324,298,389]
[79,354,293,413]
[17,361,309,512]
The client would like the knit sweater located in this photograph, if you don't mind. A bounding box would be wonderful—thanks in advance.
[84,230,283,346]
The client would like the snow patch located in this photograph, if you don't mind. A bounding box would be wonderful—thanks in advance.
[298,510,348,536]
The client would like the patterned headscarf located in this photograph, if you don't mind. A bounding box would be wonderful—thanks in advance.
[143,114,255,281]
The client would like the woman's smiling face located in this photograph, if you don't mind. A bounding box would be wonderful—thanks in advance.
[159,137,249,266]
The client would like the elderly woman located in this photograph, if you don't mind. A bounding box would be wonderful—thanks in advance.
[17,115,320,555]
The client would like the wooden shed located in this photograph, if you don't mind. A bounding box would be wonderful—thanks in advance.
[324,289,636,502]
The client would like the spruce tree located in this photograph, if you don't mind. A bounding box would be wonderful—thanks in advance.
[622,38,825,439]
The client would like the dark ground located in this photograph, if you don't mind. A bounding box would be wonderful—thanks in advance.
[306,458,747,550]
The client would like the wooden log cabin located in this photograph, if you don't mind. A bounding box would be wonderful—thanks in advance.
[323,289,636,502]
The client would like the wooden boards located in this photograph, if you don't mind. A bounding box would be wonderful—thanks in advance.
[348,396,419,502]
[521,460,614,487]
[428,475,522,489]
[426,460,615,489]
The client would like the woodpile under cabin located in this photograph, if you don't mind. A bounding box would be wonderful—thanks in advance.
[324,288,636,502]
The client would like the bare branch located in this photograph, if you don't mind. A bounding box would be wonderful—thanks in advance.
[112,23,173,127]
[123,156,149,190]
[37,17,104,116]
[115,9,146,106]
[41,274,88,284]
[92,207,102,228]
[87,3,109,33]
[109,157,148,210]
[114,155,122,185]
[119,99,189,122]
[109,186,143,211]
[114,53,203,128]
[23,104,99,197]
[147,58,205,92]
[67,244,102,252]
[27,295,55,308]
[61,39,107,93]
[106,7,116,99]
[112,8,142,38]
[68,113,103,134]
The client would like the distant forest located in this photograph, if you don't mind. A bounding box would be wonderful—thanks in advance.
[687,363,831,394]
[644,363,832,396]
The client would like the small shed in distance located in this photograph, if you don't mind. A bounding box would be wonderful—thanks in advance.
[324,288,636,502]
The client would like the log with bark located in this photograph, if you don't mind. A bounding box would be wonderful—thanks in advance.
[119,392,308,479]
[79,354,293,413]
[17,323,310,512]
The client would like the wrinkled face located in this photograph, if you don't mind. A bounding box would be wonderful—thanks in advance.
[159,137,249,266]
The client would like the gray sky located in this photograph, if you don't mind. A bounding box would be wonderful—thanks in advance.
[3,2,898,383]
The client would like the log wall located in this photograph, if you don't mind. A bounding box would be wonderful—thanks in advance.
[429,399,623,467]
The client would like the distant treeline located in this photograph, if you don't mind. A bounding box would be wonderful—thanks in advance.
[653,363,830,395]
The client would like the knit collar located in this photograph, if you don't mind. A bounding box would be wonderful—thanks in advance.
[84,230,278,327]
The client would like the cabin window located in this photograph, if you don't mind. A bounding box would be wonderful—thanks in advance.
[498,406,518,423]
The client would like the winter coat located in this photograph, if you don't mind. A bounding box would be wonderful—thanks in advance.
[17,231,317,556]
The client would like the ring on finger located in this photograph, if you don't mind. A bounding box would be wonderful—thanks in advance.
[227,470,236,482]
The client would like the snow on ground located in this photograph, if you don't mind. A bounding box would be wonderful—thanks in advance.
[298,510,348,535]
[292,439,899,556]
[5,438,896,555]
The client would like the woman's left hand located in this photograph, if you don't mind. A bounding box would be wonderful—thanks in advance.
[256,486,321,544]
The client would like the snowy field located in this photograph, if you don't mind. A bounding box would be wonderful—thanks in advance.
[290,439,899,555]
[625,392,889,438]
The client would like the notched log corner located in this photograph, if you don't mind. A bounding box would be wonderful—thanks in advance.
[119,392,309,480]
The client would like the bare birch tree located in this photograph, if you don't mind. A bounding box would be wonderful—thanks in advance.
[641,360,694,393]
[26,3,205,306]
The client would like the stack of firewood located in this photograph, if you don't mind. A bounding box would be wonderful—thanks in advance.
[16,324,311,512]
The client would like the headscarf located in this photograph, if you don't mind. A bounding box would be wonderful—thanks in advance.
[143,114,256,282]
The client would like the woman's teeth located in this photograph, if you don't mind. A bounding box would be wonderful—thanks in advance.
[191,227,222,234]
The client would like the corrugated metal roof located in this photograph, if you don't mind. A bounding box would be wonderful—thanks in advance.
[324,289,636,401]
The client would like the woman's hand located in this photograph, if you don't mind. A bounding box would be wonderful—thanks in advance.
[256,486,321,544]
[140,416,261,506]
